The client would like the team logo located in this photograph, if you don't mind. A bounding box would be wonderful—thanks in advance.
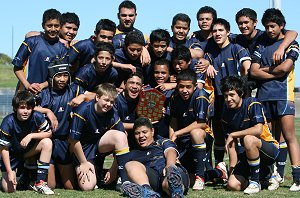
[58,107,64,112]
[44,57,51,62]
[137,89,166,122]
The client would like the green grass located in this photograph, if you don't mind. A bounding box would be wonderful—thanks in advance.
[0,120,300,197]
[0,64,17,88]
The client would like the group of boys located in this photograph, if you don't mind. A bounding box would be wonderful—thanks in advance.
[1,0,300,197]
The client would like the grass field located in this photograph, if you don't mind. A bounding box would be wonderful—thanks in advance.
[0,64,17,88]
[0,119,299,197]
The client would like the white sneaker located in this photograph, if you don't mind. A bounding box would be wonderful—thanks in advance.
[31,180,54,195]
[268,176,280,191]
[216,162,228,182]
[289,181,300,192]
[244,181,261,194]
[193,176,205,190]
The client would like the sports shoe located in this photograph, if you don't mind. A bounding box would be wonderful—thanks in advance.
[192,176,205,190]
[121,181,161,198]
[268,176,280,191]
[289,180,300,192]
[166,165,183,198]
[215,162,228,182]
[31,180,54,195]
[243,180,261,194]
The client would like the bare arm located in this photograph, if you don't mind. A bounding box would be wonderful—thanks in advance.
[164,148,178,167]
[34,106,58,131]
[250,62,283,80]
[240,60,251,76]
[262,59,294,75]
[69,138,88,164]
[228,123,262,139]
[112,62,136,73]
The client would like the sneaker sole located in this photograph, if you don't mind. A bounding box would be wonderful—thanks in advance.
[121,182,144,197]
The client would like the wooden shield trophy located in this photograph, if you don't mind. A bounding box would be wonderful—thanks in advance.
[137,88,166,122]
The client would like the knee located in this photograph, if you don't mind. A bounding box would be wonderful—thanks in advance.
[243,135,259,149]
[227,177,242,191]
[190,129,206,143]
[40,138,53,150]
[125,161,143,173]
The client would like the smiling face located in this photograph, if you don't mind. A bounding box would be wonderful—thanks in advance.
[212,24,230,48]
[95,30,114,44]
[124,75,143,100]
[223,89,243,109]
[198,13,214,31]
[177,80,195,100]
[154,64,170,84]
[264,21,284,40]
[16,104,33,121]
[118,7,136,30]
[59,22,78,42]
[237,16,257,38]
[53,72,69,90]
[95,94,115,114]
[172,20,190,42]
[94,51,113,73]
[43,19,60,40]
[134,125,154,147]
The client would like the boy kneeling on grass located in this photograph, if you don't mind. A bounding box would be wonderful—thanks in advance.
[0,91,54,194]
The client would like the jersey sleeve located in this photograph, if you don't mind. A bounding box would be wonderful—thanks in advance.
[194,92,210,121]
[286,41,299,62]
[12,37,34,68]
[0,116,13,147]
[69,105,87,140]
[34,111,51,133]
[110,112,125,132]
[158,138,179,156]
[247,100,265,125]
[235,44,251,65]
[74,66,89,90]
[251,45,263,64]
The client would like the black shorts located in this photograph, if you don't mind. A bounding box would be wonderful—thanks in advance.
[233,139,279,180]
[262,100,295,120]
[51,139,72,165]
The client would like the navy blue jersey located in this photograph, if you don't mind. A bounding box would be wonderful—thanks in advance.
[169,37,202,51]
[170,88,210,130]
[68,37,95,67]
[231,29,265,55]
[205,43,251,95]
[12,35,67,91]
[0,111,50,154]
[69,100,124,144]
[113,27,147,49]
[114,48,143,68]
[74,63,118,92]
[221,97,277,144]
[191,31,217,52]
[114,92,139,123]
[129,138,178,175]
[252,37,299,101]
[38,84,84,138]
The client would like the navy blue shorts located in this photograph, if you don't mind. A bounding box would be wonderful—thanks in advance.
[51,139,72,165]
[233,139,279,180]
[0,154,24,172]
[262,100,295,120]
[72,141,98,166]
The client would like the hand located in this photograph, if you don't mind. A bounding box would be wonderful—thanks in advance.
[123,64,136,73]
[104,168,117,184]
[170,132,178,142]
[140,46,151,66]
[69,96,85,108]
[20,134,32,149]
[195,58,209,73]
[27,83,41,95]
[206,65,218,78]
[169,75,176,83]
[8,171,17,186]
[272,46,284,65]
[155,83,175,91]
[225,134,234,154]
[77,162,94,184]
[46,111,58,132]
[167,46,173,53]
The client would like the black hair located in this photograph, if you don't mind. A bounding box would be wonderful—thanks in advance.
[261,8,286,28]
[60,12,80,28]
[12,91,36,112]
[150,29,170,45]
[176,69,197,84]
[196,6,217,21]
[154,58,170,69]
[171,45,191,62]
[124,69,144,84]
[172,13,191,27]
[235,8,257,23]
[118,0,136,13]
[133,117,153,131]
[213,18,230,32]
[94,42,115,57]
[124,31,145,46]
[220,75,247,98]
[94,19,116,35]
[42,8,61,26]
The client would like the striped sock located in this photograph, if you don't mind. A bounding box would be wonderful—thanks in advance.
[277,142,288,178]
[247,157,260,183]
[192,143,206,178]
[36,160,49,183]
[115,147,130,182]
